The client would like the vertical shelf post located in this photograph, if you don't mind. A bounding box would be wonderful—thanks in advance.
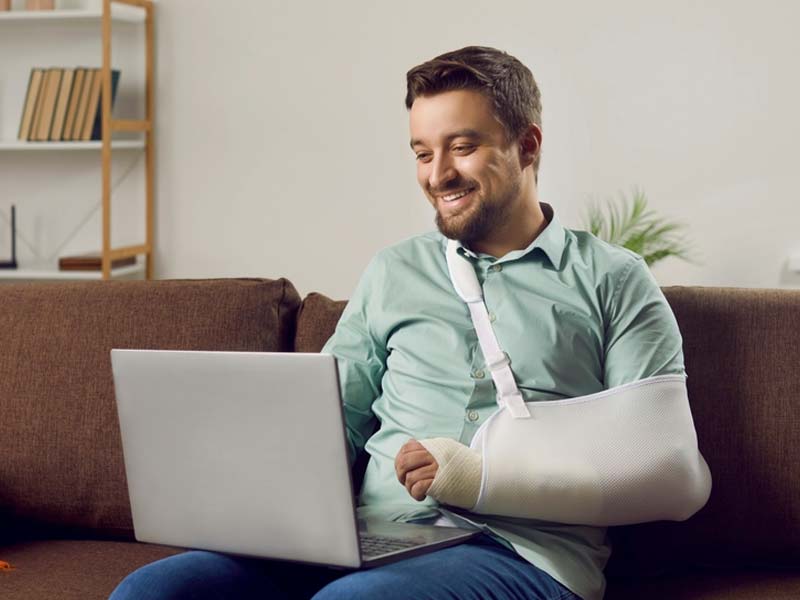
[144,1,154,280]
[101,0,112,280]
[99,0,153,280]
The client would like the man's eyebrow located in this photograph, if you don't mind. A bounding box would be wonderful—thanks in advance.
[410,129,483,150]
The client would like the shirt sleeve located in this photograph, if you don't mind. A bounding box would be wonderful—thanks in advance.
[603,256,686,388]
[320,255,387,468]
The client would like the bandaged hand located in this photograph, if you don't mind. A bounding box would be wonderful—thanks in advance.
[416,438,482,510]
[394,439,439,500]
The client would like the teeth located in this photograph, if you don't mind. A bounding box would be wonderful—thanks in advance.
[442,188,473,202]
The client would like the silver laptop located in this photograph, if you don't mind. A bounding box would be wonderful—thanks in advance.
[110,349,479,569]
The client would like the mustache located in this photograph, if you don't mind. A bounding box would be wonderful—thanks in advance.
[429,181,477,196]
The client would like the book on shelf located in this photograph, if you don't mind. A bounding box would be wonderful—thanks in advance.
[50,68,75,141]
[71,68,95,141]
[29,68,50,141]
[62,68,86,140]
[89,69,121,141]
[35,68,62,141]
[59,252,136,271]
[25,0,55,9]
[15,67,123,143]
[18,69,44,141]
[80,69,103,141]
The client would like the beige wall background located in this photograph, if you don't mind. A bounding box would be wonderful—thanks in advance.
[4,1,793,298]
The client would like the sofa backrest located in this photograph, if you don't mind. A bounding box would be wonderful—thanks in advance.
[295,286,800,573]
[0,278,300,541]
[609,286,800,574]
[294,293,348,353]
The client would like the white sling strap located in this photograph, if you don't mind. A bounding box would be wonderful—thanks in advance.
[445,239,531,419]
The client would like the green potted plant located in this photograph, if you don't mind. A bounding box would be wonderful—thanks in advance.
[583,187,695,267]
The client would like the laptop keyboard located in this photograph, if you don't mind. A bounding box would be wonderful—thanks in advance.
[359,533,419,558]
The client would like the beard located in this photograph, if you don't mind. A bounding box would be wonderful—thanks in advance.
[434,178,520,246]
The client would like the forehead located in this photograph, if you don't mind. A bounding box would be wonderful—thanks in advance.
[409,89,505,146]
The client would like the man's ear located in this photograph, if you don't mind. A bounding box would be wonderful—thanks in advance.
[518,124,542,169]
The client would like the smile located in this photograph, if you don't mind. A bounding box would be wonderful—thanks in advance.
[441,187,476,203]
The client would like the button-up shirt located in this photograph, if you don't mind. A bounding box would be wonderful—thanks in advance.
[321,203,685,600]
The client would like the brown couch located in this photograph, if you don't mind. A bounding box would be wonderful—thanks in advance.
[1,278,798,599]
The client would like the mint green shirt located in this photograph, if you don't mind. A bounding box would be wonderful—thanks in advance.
[321,204,685,600]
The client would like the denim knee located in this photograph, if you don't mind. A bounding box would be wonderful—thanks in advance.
[108,550,280,600]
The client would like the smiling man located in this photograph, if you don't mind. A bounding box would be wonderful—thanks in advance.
[110,46,688,600]
[322,46,686,600]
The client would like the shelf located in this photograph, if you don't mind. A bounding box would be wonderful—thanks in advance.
[0,140,145,151]
[0,262,145,281]
[0,7,144,23]
[2,0,154,281]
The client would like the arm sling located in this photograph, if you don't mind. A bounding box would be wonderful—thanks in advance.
[422,240,712,526]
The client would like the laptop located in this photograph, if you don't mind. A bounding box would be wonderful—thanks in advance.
[110,349,479,569]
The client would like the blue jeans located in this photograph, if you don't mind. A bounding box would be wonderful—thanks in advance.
[109,535,580,600]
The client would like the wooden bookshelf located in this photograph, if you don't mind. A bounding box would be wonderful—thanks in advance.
[0,0,155,281]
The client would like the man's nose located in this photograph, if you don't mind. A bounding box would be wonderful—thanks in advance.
[429,155,457,191]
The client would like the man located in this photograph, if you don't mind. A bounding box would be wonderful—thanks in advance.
[111,46,685,600]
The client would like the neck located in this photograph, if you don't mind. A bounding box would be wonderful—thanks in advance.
[470,184,547,259]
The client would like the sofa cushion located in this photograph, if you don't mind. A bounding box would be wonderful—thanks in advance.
[294,292,347,353]
[0,539,184,600]
[0,278,300,541]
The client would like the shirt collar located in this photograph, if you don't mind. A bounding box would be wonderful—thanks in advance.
[444,202,567,269]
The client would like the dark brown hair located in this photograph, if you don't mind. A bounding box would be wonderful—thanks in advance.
[406,46,542,176]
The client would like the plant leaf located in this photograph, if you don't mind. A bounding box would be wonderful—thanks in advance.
[581,188,695,267]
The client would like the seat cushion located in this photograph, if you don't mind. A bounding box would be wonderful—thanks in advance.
[606,569,800,599]
[0,539,185,600]
[0,278,301,540]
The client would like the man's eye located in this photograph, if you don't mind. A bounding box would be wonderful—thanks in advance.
[453,145,475,154]
[415,153,432,162]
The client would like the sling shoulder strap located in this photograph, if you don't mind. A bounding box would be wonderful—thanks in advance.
[445,239,530,419]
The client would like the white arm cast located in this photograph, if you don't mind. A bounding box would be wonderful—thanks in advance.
[417,437,482,510]
[420,377,712,526]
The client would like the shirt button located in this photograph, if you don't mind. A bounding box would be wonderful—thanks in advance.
[467,410,480,422]
[488,312,496,323]
[472,369,485,379]
[489,264,503,273]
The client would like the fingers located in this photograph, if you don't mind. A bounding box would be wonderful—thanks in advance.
[395,449,435,480]
[394,440,419,480]
[403,464,437,501]
[395,446,438,485]
[394,439,425,473]
[394,439,440,501]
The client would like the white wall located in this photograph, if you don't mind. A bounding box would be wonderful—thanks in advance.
[3,1,796,297]
[153,0,800,299]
